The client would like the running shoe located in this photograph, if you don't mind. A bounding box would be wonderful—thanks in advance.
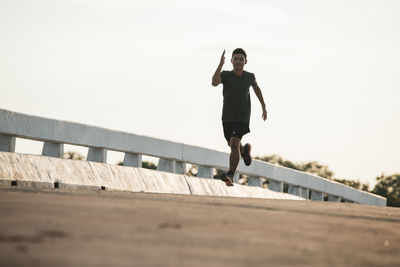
[221,171,234,186]
[242,143,252,166]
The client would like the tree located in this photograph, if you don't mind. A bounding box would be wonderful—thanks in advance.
[255,155,334,179]
[299,161,334,179]
[255,154,373,192]
[117,161,157,170]
[332,178,369,192]
[372,173,400,207]
[186,165,197,177]
[64,151,85,160]
[142,161,157,170]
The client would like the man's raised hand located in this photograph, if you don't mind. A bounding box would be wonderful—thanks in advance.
[212,49,226,86]
[220,49,225,66]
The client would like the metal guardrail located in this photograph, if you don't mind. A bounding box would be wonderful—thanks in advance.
[0,108,386,206]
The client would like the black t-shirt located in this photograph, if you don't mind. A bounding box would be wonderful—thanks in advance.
[220,70,257,123]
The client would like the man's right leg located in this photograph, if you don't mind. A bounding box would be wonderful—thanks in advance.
[220,137,241,186]
[229,137,241,173]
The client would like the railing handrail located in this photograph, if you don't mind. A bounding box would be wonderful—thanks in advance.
[0,108,386,206]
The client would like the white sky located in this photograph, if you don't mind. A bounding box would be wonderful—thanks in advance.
[1,0,399,187]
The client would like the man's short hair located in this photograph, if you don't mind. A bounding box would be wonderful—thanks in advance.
[232,48,247,60]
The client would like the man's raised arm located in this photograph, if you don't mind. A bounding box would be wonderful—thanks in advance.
[212,50,225,87]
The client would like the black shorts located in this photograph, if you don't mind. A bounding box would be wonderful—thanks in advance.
[223,122,250,142]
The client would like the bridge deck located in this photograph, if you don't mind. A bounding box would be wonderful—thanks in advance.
[0,187,398,267]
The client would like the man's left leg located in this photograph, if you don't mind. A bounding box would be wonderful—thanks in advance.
[233,141,252,167]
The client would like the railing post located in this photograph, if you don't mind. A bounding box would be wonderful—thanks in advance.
[0,134,16,152]
[301,188,309,199]
[197,165,213,178]
[157,158,175,173]
[123,153,142,167]
[269,180,283,192]
[288,185,302,196]
[310,190,324,201]
[175,161,186,174]
[233,173,240,183]
[328,195,341,202]
[42,142,64,158]
[248,176,263,187]
[157,159,185,174]
[87,148,107,163]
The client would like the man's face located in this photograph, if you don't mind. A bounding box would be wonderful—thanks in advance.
[231,53,247,70]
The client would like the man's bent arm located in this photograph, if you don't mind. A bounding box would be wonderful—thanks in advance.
[253,85,268,121]
[212,64,223,86]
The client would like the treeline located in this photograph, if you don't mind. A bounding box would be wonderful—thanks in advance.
[64,151,400,207]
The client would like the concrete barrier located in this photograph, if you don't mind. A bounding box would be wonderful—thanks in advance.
[0,152,303,201]
[0,108,386,206]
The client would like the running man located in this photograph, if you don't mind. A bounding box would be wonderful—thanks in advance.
[212,48,267,186]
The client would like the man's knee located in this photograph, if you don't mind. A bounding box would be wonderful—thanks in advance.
[229,137,241,149]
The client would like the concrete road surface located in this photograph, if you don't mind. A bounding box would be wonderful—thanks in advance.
[0,186,399,267]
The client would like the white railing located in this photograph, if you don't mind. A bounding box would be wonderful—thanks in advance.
[0,108,386,206]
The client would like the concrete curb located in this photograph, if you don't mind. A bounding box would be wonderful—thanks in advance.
[0,152,304,201]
